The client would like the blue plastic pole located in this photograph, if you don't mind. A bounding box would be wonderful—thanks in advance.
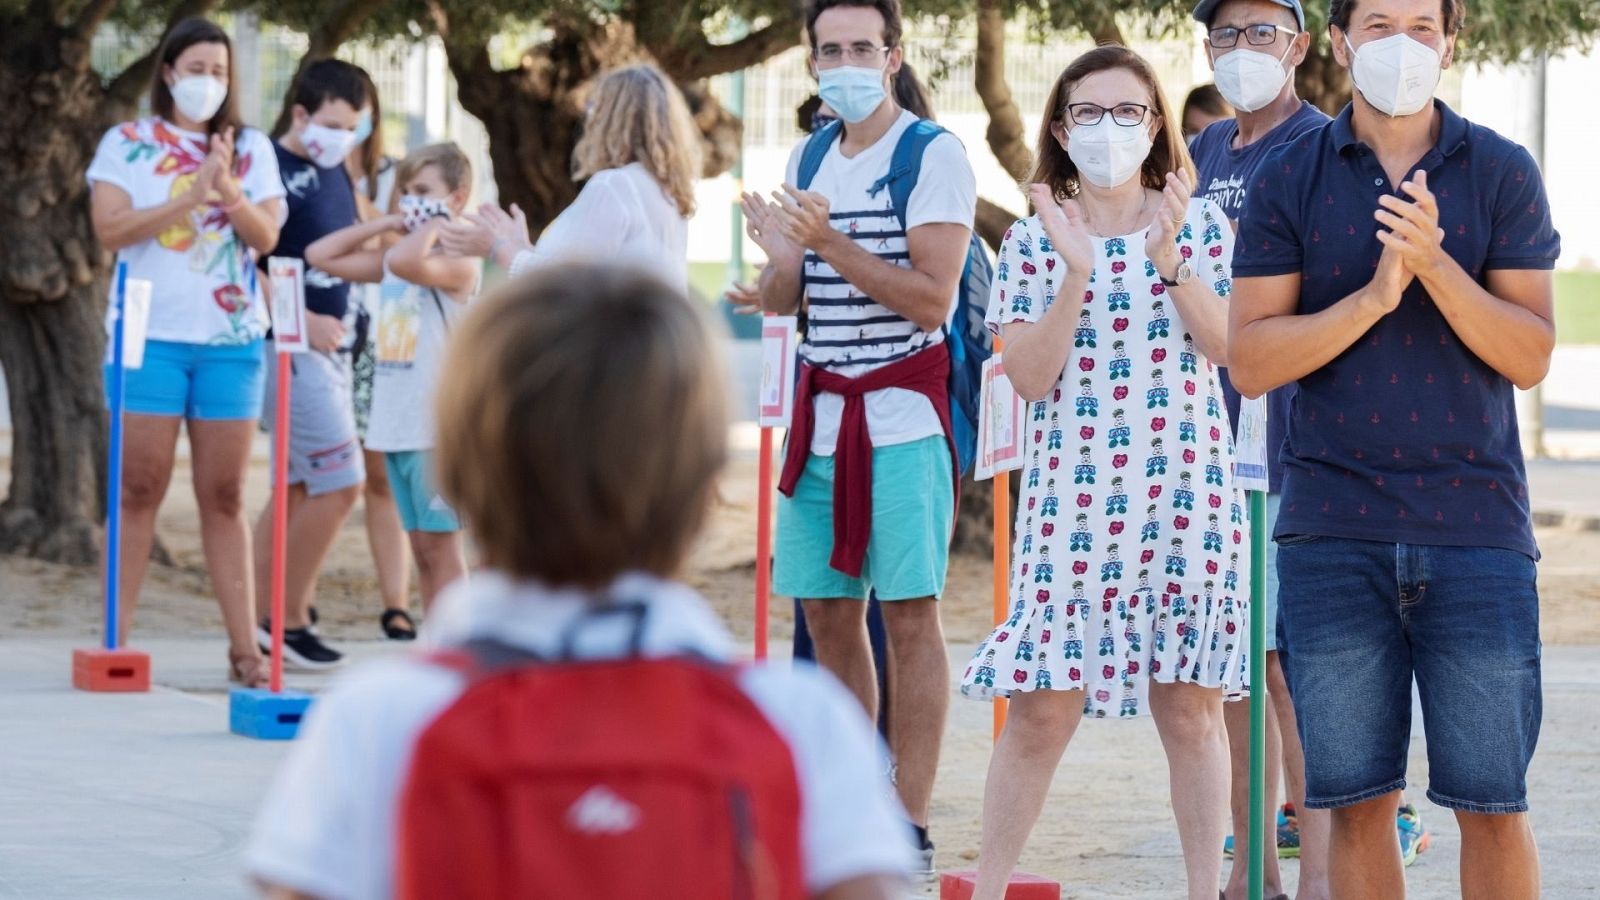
[104,260,128,651]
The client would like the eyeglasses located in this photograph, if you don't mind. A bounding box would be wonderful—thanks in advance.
[813,43,892,66]
[1208,23,1298,48]
[1064,102,1153,127]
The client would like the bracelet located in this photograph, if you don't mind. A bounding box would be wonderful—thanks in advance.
[222,193,247,213]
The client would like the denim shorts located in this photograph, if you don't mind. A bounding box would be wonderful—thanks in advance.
[1276,536,1541,814]
[107,339,265,420]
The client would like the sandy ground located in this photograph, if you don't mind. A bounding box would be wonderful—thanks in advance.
[4,446,1600,897]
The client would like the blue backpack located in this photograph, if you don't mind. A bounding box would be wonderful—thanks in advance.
[796,118,993,477]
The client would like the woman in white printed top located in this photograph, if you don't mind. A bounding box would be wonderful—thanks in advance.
[439,64,699,290]
[87,17,286,688]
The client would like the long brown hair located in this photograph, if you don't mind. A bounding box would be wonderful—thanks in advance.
[1028,45,1196,198]
[352,66,387,202]
[150,17,244,138]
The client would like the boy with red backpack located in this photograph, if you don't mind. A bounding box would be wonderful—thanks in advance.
[246,264,914,900]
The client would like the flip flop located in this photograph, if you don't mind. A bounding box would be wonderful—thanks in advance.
[381,608,418,641]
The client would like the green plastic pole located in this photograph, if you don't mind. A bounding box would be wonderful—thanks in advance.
[1249,488,1268,900]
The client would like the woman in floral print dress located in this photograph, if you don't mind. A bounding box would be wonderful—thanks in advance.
[961,47,1250,900]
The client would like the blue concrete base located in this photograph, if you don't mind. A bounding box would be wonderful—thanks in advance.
[228,688,313,741]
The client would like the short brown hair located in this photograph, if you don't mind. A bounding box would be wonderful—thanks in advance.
[434,265,729,587]
[391,143,472,210]
[806,0,903,51]
[150,17,243,138]
[1028,45,1197,199]
[1331,0,1464,36]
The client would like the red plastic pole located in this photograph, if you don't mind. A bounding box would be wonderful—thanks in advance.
[270,352,289,694]
[755,425,774,660]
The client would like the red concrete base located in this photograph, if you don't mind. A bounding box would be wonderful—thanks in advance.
[940,870,1061,900]
[72,647,151,692]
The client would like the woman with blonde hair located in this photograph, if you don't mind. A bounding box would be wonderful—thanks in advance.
[441,63,701,288]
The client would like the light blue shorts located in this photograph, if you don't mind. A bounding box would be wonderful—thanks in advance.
[106,339,265,420]
[774,435,954,602]
[384,450,460,533]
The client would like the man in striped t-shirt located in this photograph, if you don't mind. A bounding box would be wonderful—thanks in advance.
[740,0,976,875]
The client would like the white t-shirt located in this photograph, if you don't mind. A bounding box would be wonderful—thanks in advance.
[361,265,468,452]
[86,118,286,345]
[246,571,915,900]
[783,110,977,454]
[509,162,689,291]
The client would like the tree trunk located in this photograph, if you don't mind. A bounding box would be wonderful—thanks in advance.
[1297,48,1353,115]
[975,0,1034,183]
[0,16,126,564]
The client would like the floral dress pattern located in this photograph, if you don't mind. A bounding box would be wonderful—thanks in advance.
[961,198,1251,718]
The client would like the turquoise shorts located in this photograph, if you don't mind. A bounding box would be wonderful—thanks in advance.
[106,339,265,421]
[774,435,953,602]
[384,450,461,533]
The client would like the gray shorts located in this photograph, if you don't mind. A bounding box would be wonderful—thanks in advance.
[262,348,365,496]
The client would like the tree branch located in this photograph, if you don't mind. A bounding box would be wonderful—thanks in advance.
[427,0,500,115]
[975,0,1034,182]
[268,0,395,135]
[105,0,219,109]
[654,16,804,81]
[71,0,121,37]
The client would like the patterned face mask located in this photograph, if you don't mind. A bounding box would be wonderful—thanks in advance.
[399,194,451,233]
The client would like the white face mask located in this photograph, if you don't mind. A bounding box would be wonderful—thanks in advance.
[1065,118,1154,189]
[169,75,227,125]
[300,122,359,169]
[1345,33,1442,118]
[1212,42,1295,113]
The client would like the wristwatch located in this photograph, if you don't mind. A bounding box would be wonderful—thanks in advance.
[1160,261,1193,289]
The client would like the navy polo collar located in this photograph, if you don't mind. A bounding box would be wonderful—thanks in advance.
[1330,98,1469,158]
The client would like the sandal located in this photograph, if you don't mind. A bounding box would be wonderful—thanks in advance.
[381,608,418,641]
[228,651,270,689]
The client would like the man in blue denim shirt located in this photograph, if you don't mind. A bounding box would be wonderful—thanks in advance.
[1228,0,1559,895]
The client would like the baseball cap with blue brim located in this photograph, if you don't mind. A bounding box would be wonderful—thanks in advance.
[1193,0,1306,30]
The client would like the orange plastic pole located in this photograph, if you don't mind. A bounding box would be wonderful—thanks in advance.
[992,336,1008,741]
[755,425,773,660]
[270,352,289,694]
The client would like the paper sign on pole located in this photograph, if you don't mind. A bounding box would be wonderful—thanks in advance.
[267,257,309,354]
[120,279,153,370]
[1234,394,1269,493]
[758,315,798,428]
[976,354,1026,481]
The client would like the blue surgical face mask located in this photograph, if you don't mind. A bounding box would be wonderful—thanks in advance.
[353,109,373,144]
[817,66,887,124]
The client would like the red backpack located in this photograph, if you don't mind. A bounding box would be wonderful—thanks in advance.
[396,604,808,900]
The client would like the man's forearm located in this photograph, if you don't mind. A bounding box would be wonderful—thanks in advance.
[1417,258,1554,390]
[1230,286,1388,398]
[813,231,948,332]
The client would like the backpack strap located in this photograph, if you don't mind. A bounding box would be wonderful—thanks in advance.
[866,118,948,233]
[796,119,843,191]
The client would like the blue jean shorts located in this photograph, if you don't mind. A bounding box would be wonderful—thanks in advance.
[773,435,953,602]
[106,339,266,421]
[1276,536,1541,814]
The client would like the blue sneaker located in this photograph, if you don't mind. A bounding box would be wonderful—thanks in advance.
[1223,805,1294,858]
[1398,803,1430,867]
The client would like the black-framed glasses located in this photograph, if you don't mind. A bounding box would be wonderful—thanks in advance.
[1208,23,1298,48]
[813,43,893,66]
[1065,102,1152,127]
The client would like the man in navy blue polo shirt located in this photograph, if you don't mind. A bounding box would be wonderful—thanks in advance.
[1228,0,1559,895]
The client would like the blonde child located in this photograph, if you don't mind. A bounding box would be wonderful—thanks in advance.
[307,143,478,613]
